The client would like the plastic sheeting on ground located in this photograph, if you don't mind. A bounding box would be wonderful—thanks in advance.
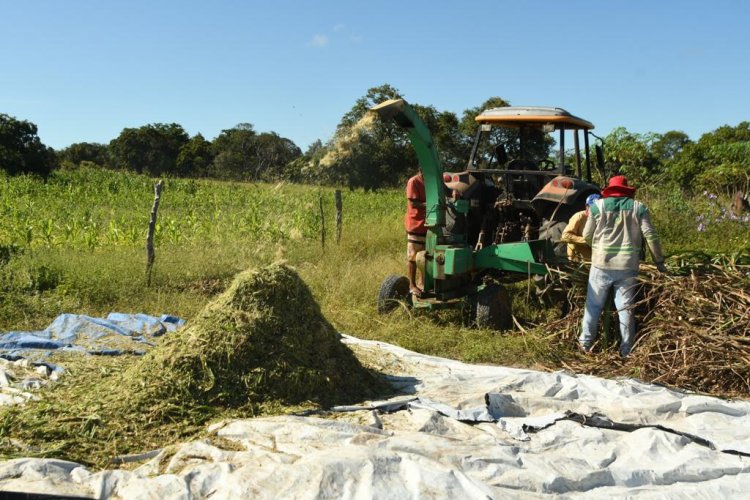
[0,313,184,406]
[0,313,184,354]
[0,334,749,498]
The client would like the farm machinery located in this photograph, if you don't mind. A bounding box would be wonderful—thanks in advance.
[372,99,602,328]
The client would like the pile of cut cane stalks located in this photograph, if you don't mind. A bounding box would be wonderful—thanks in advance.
[543,253,750,399]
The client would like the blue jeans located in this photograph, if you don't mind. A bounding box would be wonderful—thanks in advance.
[579,266,639,357]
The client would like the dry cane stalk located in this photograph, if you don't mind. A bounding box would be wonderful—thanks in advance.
[545,259,750,398]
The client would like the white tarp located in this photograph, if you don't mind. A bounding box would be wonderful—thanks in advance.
[1,335,749,498]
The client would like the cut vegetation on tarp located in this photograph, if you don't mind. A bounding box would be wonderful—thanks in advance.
[0,263,387,467]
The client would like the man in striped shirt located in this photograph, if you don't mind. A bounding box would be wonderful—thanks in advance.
[579,176,667,357]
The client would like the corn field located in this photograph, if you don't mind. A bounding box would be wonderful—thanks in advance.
[0,167,402,251]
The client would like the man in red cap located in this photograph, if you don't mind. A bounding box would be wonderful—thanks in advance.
[579,175,667,357]
[405,167,426,296]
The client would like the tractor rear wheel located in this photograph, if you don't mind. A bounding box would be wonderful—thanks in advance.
[474,284,513,330]
[377,275,411,313]
[539,218,567,258]
[537,218,570,315]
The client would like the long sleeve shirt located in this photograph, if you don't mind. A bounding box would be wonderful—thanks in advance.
[583,197,664,271]
[559,210,592,261]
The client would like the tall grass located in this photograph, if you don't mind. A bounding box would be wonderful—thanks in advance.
[641,186,750,255]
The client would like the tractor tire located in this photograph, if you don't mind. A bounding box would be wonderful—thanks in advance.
[539,218,568,259]
[537,218,570,316]
[474,284,513,330]
[377,275,411,314]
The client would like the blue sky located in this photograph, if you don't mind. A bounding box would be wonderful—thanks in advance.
[1,1,748,151]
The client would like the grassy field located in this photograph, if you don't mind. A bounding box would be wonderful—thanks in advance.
[1,167,748,365]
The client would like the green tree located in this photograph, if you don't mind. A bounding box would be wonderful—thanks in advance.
[319,84,413,190]
[176,134,214,177]
[602,127,659,184]
[211,123,257,180]
[253,132,302,181]
[282,140,326,183]
[651,130,691,163]
[458,97,510,139]
[318,83,472,189]
[0,113,58,176]
[339,84,403,129]
[696,142,750,193]
[109,123,189,176]
[210,125,301,181]
[417,106,467,171]
[459,97,552,167]
[305,139,324,156]
[668,122,750,193]
[58,142,109,168]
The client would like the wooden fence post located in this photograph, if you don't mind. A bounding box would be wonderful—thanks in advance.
[319,193,325,249]
[335,189,342,244]
[146,180,164,286]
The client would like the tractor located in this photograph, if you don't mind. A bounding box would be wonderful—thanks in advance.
[373,99,603,329]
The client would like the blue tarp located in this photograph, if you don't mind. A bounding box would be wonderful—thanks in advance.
[0,313,185,356]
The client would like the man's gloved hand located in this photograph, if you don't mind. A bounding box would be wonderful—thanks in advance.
[655,261,668,274]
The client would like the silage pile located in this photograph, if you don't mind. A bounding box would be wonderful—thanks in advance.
[545,259,750,398]
[0,263,386,466]
[120,262,384,413]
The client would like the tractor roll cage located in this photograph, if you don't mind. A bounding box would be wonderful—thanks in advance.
[470,106,597,183]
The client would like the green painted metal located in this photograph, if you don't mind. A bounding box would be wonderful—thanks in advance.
[454,199,469,214]
[423,231,439,290]
[369,99,445,231]
[443,246,473,275]
[427,245,475,282]
[370,98,551,303]
[475,241,549,275]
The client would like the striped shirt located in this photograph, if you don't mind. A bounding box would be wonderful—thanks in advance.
[583,197,664,271]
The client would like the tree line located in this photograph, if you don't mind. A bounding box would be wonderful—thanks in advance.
[63,122,302,181]
[1,83,748,194]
